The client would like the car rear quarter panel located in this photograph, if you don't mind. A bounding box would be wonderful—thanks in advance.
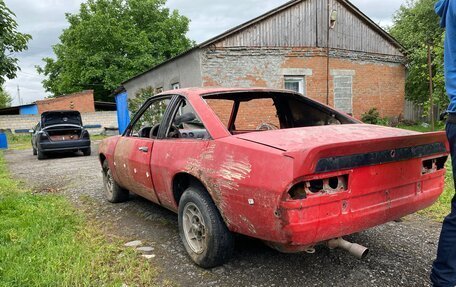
[158,137,295,242]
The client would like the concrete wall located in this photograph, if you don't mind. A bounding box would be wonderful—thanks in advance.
[200,47,406,119]
[0,111,118,135]
[123,49,203,99]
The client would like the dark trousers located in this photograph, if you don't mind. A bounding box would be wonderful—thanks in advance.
[431,122,456,287]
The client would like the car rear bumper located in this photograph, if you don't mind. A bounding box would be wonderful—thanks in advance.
[276,170,445,251]
[39,139,91,152]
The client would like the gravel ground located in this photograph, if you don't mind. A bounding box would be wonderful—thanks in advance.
[4,143,444,287]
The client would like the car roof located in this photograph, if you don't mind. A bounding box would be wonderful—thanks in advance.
[158,87,300,100]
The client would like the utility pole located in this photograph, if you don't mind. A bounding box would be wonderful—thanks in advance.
[326,0,337,106]
[16,85,21,106]
[326,0,330,105]
[427,42,435,131]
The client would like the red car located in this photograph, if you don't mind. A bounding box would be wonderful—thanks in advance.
[98,88,448,268]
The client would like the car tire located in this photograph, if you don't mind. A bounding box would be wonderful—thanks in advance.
[37,149,46,160]
[178,187,234,268]
[33,147,37,156]
[102,161,129,203]
[82,148,91,156]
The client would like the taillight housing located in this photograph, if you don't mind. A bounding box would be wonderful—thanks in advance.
[288,175,349,200]
[422,156,447,175]
[81,130,90,139]
[39,132,49,141]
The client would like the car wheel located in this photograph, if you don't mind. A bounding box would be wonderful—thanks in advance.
[102,161,129,203]
[82,148,91,156]
[178,187,234,268]
[37,149,46,160]
[33,147,37,156]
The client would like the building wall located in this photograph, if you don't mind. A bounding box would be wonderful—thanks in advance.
[19,104,39,115]
[200,47,405,119]
[123,49,202,99]
[0,111,118,135]
[36,90,95,114]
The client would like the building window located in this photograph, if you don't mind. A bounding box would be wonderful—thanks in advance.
[172,82,180,90]
[284,77,305,95]
[333,75,353,114]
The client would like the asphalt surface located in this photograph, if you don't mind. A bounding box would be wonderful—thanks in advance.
[4,143,444,287]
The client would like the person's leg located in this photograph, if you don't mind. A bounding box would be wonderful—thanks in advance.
[431,122,456,287]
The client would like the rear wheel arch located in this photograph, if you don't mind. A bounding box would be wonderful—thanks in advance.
[178,187,234,267]
[172,173,208,207]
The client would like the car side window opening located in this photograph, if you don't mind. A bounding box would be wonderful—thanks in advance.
[130,97,171,138]
[166,99,209,140]
[204,99,233,127]
[204,92,354,135]
[234,98,280,131]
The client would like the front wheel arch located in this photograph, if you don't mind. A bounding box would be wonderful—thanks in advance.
[99,153,106,168]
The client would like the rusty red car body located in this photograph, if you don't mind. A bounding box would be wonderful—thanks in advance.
[99,88,449,265]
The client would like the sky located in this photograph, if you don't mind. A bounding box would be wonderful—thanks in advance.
[3,0,406,106]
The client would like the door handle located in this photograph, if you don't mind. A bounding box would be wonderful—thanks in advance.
[138,146,149,152]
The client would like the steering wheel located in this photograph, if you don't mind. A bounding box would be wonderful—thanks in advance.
[167,124,181,138]
[149,124,160,139]
[149,124,181,138]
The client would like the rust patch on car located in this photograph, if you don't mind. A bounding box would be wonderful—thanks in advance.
[220,155,251,181]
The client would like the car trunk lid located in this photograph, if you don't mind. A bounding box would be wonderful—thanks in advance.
[235,124,449,175]
[41,110,83,128]
[40,111,84,142]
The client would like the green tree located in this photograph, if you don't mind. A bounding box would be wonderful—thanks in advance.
[0,0,32,85]
[37,0,193,102]
[0,86,12,108]
[389,0,446,110]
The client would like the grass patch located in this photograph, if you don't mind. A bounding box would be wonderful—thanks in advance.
[0,153,159,286]
[91,134,110,141]
[4,133,110,150]
[396,122,445,133]
[5,133,32,150]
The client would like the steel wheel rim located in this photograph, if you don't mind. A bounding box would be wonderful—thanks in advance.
[104,169,113,195]
[182,202,207,254]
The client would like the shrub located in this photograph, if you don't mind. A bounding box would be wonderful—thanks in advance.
[361,108,381,124]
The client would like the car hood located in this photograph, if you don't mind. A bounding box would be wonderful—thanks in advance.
[234,124,420,152]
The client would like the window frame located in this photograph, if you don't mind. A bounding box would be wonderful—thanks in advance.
[163,96,212,140]
[284,76,305,95]
[123,94,177,139]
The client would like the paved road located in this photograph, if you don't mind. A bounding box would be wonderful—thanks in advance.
[5,144,444,287]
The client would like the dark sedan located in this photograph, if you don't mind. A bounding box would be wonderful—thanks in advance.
[31,110,91,160]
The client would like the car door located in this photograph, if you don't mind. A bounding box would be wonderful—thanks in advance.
[150,96,212,210]
[31,122,40,149]
[113,95,176,204]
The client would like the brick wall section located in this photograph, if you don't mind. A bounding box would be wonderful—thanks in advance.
[36,90,95,114]
[201,47,406,120]
[0,111,118,135]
